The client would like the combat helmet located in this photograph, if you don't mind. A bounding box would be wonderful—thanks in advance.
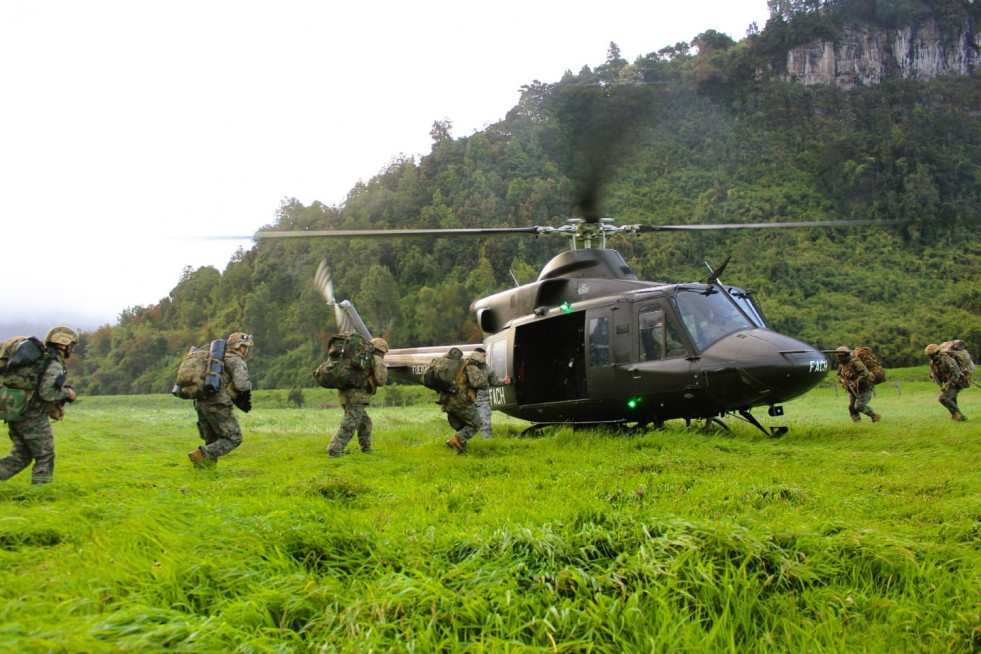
[227,332,255,349]
[469,350,486,365]
[924,343,940,357]
[370,337,389,354]
[835,346,851,359]
[45,326,79,348]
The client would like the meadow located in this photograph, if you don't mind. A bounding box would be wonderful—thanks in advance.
[0,373,978,653]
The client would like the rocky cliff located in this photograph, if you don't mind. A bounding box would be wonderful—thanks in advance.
[781,20,981,87]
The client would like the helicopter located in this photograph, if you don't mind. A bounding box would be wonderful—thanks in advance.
[255,214,894,437]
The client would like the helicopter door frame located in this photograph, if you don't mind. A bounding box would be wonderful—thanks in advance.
[585,305,633,402]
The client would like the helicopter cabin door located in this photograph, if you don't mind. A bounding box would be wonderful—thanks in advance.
[631,300,698,405]
[585,303,633,401]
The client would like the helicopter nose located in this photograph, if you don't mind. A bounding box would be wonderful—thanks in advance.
[724,329,829,402]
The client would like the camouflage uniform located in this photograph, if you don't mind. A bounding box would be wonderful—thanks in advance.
[474,361,508,440]
[328,350,388,456]
[837,350,879,422]
[193,348,251,464]
[928,347,967,420]
[0,346,73,485]
[442,359,489,453]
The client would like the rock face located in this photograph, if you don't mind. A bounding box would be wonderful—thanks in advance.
[781,20,981,87]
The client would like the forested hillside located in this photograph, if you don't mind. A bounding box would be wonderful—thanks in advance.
[70,0,981,395]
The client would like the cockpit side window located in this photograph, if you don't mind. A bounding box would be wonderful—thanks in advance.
[638,305,687,360]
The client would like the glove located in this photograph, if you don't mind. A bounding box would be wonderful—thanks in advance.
[233,390,252,413]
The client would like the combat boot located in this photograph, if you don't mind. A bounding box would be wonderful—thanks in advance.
[872,413,882,422]
[952,411,966,421]
[446,434,465,454]
[850,413,861,423]
[188,448,214,468]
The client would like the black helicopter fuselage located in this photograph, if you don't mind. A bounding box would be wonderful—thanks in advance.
[385,249,829,428]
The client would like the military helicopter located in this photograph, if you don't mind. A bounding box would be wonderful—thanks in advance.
[255,214,891,436]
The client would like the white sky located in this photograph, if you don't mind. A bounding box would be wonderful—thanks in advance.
[0,0,770,331]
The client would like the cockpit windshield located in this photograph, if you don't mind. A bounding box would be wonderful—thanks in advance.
[674,287,754,351]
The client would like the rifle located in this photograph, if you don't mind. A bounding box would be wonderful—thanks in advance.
[839,375,858,397]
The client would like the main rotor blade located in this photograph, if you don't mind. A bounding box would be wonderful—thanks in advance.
[633,218,903,232]
[256,226,543,239]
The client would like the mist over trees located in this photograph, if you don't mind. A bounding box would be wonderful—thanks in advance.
[68,0,981,395]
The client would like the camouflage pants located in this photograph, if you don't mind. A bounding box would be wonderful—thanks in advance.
[447,405,482,446]
[0,412,55,484]
[476,402,493,439]
[328,403,372,455]
[848,388,876,420]
[195,402,243,461]
[938,382,962,416]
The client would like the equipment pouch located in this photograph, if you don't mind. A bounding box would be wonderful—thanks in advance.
[0,387,30,422]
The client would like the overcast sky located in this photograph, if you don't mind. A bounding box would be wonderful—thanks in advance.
[0,0,770,333]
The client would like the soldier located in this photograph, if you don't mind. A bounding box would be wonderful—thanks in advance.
[471,347,511,439]
[188,332,254,468]
[328,337,389,457]
[925,343,967,421]
[835,346,881,423]
[0,326,78,485]
[442,348,490,454]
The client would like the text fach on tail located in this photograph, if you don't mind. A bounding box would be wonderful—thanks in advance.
[0,336,53,421]
[172,339,227,400]
[852,346,886,385]
[314,332,375,390]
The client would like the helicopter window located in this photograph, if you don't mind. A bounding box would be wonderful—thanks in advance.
[639,305,687,360]
[588,317,610,366]
[727,287,768,328]
[638,307,663,361]
[674,288,754,351]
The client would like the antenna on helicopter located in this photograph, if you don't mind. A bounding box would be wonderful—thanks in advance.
[701,255,732,284]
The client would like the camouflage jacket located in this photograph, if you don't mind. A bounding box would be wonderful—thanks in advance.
[838,357,874,393]
[930,353,965,388]
[338,354,388,405]
[197,350,251,406]
[439,361,489,411]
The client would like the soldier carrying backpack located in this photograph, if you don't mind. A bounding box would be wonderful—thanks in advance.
[186,332,255,468]
[326,336,389,457]
[423,348,490,454]
[835,346,883,424]
[0,326,78,485]
[925,341,973,421]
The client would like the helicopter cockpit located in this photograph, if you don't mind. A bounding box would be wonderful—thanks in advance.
[673,287,755,352]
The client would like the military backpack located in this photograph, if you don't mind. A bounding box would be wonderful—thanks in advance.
[313,332,374,390]
[422,348,468,394]
[940,340,975,378]
[852,346,886,385]
[0,336,52,421]
[171,340,226,400]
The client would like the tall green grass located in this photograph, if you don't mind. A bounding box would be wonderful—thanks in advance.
[0,378,978,652]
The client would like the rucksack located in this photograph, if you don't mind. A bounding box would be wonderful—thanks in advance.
[422,348,467,394]
[939,340,975,377]
[0,336,52,421]
[853,346,886,385]
[313,332,374,390]
[171,340,226,400]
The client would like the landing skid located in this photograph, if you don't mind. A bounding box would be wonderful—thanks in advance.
[737,409,787,437]
[685,410,787,437]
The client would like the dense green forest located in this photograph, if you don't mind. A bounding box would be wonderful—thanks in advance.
[70,0,981,395]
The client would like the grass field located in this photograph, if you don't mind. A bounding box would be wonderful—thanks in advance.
[0,375,978,653]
